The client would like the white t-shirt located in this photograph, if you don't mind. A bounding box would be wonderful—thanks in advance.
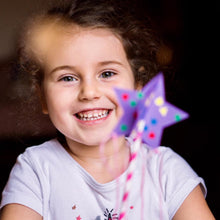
[1,139,206,219]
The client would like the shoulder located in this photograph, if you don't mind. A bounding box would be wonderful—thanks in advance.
[14,138,69,175]
[141,144,206,188]
[140,144,189,170]
[142,144,207,218]
[21,139,63,163]
[142,145,197,175]
[0,140,60,215]
[24,138,61,155]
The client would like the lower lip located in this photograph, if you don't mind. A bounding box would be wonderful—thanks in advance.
[74,111,112,126]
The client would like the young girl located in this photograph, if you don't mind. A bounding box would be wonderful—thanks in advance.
[0,0,215,219]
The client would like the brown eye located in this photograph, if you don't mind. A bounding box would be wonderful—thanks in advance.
[60,76,76,82]
[100,71,116,79]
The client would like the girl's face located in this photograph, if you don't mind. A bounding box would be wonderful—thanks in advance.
[40,27,135,147]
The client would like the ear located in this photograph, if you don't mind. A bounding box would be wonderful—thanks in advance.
[135,66,145,91]
[36,85,48,114]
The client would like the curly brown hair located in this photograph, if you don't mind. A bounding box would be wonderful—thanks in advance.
[19,0,163,93]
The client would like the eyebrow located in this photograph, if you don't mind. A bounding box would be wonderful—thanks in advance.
[49,65,75,75]
[49,60,124,75]
[98,60,124,67]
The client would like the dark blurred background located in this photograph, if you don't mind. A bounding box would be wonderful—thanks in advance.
[0,0,219,218]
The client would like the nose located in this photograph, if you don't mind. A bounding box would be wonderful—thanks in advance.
[78,79,101,101]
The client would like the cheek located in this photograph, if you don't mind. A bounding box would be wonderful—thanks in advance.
[44,87,71,115]
[103,88,123,119]
[127,74,136,89]
[117,72,135,90]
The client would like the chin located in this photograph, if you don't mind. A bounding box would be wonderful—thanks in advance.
[84,133,115,146]
[81,137,108,146]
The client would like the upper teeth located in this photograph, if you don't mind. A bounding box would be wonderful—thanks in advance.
[77,110,109,121]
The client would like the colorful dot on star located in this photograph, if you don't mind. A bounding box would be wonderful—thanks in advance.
[137,92,144,99]
[151,118,157,125]
[133,111,138,119]
[159,106,168,116]
[154,96,164,106]
[149,132,155,139]
[130,100,137,107]
[175,114,181,122]
[121,124,128,131]
[122,93,129,101]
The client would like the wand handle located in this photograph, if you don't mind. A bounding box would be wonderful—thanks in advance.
[119,120,145,220]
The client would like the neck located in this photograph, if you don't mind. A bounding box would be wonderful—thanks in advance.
[64,137,130,183]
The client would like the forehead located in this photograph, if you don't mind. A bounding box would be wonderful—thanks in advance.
[27,19,132,76]
[29,20,125,61]
[48,28,128,69]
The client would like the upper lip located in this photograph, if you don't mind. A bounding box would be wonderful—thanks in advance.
[74,108,112,120]
[74,108,112,115]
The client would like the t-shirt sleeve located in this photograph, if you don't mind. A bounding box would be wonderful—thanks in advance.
[0,152,43,216]
[158,147,206,219]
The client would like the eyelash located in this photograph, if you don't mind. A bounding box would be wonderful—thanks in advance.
[59,75,77,82]
[58,70,116,82]
[100,71,116,79]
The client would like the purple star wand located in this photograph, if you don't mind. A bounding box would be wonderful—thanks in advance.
[113,72,189,149]
[112,73,189,220]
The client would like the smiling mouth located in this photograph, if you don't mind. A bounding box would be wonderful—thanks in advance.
[75,109,111,121]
